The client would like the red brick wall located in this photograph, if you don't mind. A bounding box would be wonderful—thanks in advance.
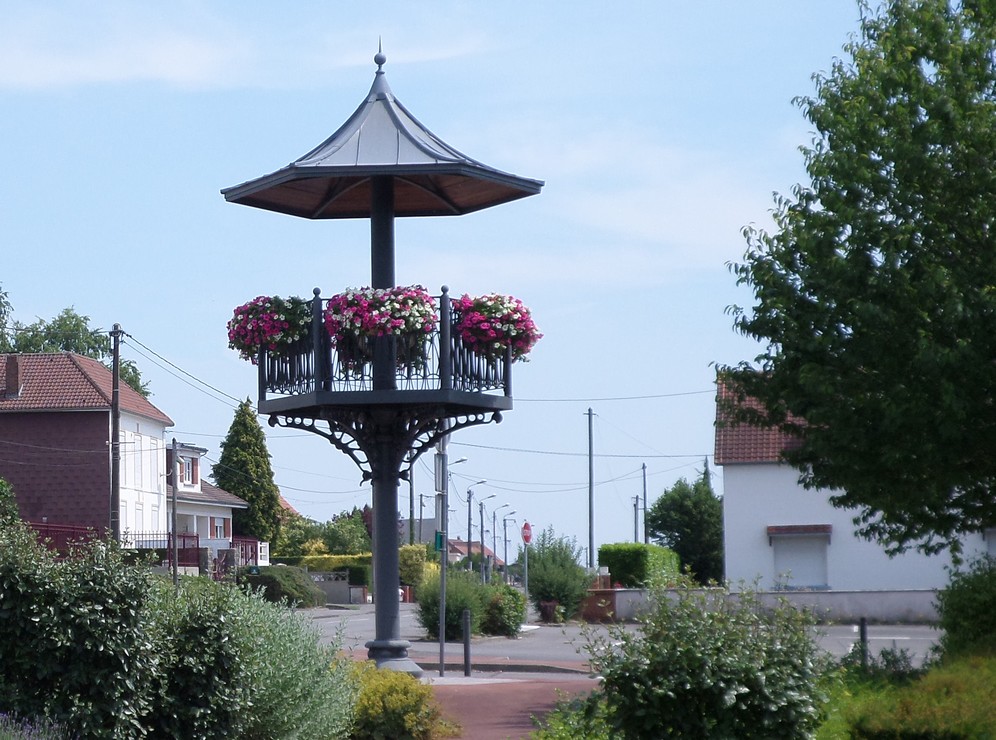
[0,411,110,530]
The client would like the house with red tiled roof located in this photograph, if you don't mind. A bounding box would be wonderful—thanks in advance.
[0,353,261,569]
[0,352,173,532]
[715,379,993,611]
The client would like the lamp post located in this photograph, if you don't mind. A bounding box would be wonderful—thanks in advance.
[478,494,496,582]
[437,449,466,678]
[502,512,516,584]
[465,481,487,571]
[493,503,510,581]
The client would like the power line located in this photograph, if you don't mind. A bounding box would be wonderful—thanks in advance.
[517,389,714,402]
[451,441,709,459]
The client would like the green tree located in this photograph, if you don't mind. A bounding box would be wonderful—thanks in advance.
[213,400,282,544]
[0,284,12,353]
[322,508,372,555]
[646,463,723,584]
[726,0,996,555]
[525,527,592,620]
[271,511,323,557]
[6,303,149,397]
[0,477,19,528]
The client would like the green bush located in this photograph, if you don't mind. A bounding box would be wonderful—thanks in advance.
[350,663,446,740]
[347,564,371,588]
[843,655,996,738]
[531,692,610,740]
[527,528,593,619]
[597,542,679,587]
[399,544,427,587]
[480,583,526,637]
[271,553,373,574]
[415,570,485,640]
[147,577,356,739]
[935,555,996,657]
[585,582,831,739]
[237,564,325,606]
[0,523,158,738]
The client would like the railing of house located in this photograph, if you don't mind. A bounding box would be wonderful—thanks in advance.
[258,289,513,401]
[121,531,200,568]
[232,537,259,566]
[28,522,99,552]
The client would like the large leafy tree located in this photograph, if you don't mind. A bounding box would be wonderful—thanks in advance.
[322,508,372,554]
[1,290,148,397]
[646,464,723,584]
[726,0,996,555]
[213,400,282,543]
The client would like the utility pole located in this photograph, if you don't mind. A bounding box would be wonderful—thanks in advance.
[634,496,640,542]
[109,324,123,541]
[642,463,648,544]
[408,466,415,545]
[587,407,595,569]
[171,438,179,590]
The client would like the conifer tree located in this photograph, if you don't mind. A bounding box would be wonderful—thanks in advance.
[213,400,281,543]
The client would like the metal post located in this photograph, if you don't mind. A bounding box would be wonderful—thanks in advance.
[634,496,640,543]
[171,438,179,590]
[409,468,415,545]
[479,500,486,583]
[462,608,472,676]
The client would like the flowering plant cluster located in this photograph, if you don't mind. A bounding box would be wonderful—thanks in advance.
[227,295,313,363]
[324,285,438,344]
[452,293,541,362]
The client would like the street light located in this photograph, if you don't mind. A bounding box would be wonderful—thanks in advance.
[478,493,496,582]
[493,503,510,581]
[466,481,487,571]
[501,511,516,584]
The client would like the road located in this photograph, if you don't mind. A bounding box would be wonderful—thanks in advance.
[305,602,941,673]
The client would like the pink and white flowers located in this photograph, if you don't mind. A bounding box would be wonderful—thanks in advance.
[452,293,541,362]
[324,285,437,344]
[227,295,313,363]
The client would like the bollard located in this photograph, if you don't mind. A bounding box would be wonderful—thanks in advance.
[859,616,868,670]
[463,608,472,676]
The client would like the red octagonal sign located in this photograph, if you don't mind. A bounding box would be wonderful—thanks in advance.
[521,521,532,544]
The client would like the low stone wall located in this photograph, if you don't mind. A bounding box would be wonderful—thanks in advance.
[581,587,940,624]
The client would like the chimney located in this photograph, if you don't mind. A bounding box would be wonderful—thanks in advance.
[4,355,22,400]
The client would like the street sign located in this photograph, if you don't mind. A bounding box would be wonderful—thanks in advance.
[521,521,532,544]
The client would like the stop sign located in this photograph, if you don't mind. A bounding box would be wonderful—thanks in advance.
[521,521,532,544]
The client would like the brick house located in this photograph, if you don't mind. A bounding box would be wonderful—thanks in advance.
[0,352,259,566]
[0,352,174,532]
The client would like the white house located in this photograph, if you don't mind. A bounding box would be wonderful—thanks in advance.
[715,381,994,620]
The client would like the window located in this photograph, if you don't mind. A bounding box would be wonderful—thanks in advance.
[213,518,226,539]
[768,525,831,590]
[182,458,193,484]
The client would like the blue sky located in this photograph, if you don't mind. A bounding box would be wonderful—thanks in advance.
[0,2,864,558]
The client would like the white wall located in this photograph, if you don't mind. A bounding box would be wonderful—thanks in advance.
[722,463,989,591]
[118,413,168,534]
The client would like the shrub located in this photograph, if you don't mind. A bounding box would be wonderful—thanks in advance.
[843,655,996,738]
[585,582,831,738]
[0,524,158,739]
[351,663,447,740]
[527,528,592,619]
[480,583,526,637]
[531,693,610,740]
[147,577,356,739]
[415,570,485,640]
[0,713,67,740]
[399,544,427,587]
[597,542,679,587]
[935,554,996,657]
[237,564,325,606]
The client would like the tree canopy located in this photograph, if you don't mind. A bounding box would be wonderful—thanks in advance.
[646,464,723,584]
[212,400,282,544]
[725,0,996,555]
[0,285,148,397]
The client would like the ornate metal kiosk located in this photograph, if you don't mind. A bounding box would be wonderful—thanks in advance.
[222,51,542,674]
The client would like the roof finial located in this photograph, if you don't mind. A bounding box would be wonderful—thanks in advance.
[374,39,386,70]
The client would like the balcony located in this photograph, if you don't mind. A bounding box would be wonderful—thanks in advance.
[256,289,513,419]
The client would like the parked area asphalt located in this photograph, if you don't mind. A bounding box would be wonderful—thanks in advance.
[305,603,941,739]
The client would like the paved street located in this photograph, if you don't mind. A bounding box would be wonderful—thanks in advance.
[306,602,941,673]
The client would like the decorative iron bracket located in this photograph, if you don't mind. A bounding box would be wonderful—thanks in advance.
[269,405,502,482]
